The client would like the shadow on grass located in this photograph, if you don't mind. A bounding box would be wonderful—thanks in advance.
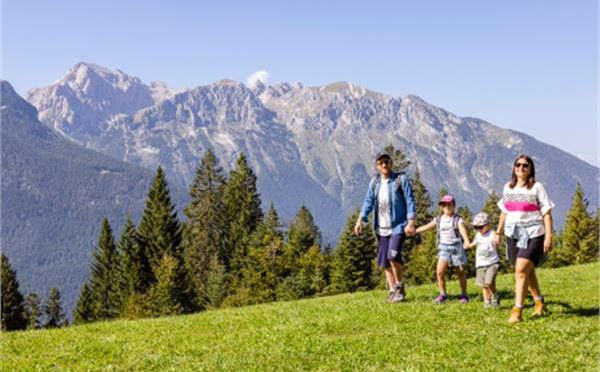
[546,301,600,318]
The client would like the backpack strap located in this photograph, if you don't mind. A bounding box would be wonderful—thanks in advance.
[452,214,463,242]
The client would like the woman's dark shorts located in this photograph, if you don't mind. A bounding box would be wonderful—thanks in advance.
[506,235,546,267]
[376,234,405,268]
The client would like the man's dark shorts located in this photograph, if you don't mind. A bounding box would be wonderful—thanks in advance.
[376,234,405,268]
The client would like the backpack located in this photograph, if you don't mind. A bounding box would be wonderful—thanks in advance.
[435,214,462,246]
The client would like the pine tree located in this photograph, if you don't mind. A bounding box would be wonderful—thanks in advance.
[404,232,438,285]
[228,204,286,305]
[205,255,227,308]
[481,190,501,228]
[137,167,191,312]
[555,183,597,264]
[224,153,263,280]
[383,144,411,172]
[295,245,327,297]
[0,254,27,331]
[401,168,432,263]
[42,287,66,328]
[183,150,229,308]
[328,211,377,294]
[147,254,183,317]
[73,282,94,324]
[88,218,120,320]
[284,206,322,268]
[115,217,144,312]
[24,292,41,329]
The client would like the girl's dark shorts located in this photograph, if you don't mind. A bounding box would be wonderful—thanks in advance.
[376,234,405,268]
[506,235,546,267]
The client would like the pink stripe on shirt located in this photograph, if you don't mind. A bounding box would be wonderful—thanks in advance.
[504,201,540,212]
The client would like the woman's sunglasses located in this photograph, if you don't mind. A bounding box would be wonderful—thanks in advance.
[514,162,530,169]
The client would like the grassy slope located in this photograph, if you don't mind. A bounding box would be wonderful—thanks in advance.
[2,263,598,371]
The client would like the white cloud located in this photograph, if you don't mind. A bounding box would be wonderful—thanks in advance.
[246,70,270,88]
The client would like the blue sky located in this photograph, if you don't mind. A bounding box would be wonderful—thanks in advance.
[3,0,598,166]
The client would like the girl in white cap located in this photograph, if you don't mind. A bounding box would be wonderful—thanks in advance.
[415,195,471,304]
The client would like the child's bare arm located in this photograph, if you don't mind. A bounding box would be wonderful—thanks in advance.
[415,219,436,234]
[459,223,470,248]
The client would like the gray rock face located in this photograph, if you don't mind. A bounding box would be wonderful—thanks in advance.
[28,64,599,240]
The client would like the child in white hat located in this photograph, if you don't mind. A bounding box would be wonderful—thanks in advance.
[467,212,501,308]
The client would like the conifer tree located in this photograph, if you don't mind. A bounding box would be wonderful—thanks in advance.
[137,167,191,312]
[284,206,322,269]
[383,144,411,172]
[295,245,328,297]
[205,255,227,308]
[42,287,66,328]
[404,232,438,285]
[229,204,285,305]
[0,254,27,331]
[24,292,41,329]
[183,150,229,308]
[555,183,597,264]
[481,190,501,228]
[328,211,377,294]
[401,168,432,263]
[88,218,120,320]
[224,153,263,279]
[147,254,183,317]
[116,217,144,311]
[74,282,94,324]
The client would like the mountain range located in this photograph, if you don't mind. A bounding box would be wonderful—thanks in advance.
[27,62,599,234]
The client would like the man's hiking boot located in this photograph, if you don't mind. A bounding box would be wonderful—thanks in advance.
[508,306,523,324]
[434,294,448,304]
[388,285,405,303]
[532,297,548,317]
[395,283,406,302]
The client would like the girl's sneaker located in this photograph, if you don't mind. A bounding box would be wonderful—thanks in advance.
[484,301,491,309]
[532,297,548,316]
[434,294,448,304]
[460,295,470,304]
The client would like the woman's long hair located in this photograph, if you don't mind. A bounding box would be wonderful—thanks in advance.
[508,154,536,189]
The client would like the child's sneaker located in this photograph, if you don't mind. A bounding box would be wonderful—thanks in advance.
[385,291,395,303]
[532,297,548,316]
[434,294,448,304]
[491,294,500,309]
[459,295,469,304]
[508,306,523,324]
[484,301,491,309]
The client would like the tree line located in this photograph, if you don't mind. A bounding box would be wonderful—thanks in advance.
[2,147,598,331]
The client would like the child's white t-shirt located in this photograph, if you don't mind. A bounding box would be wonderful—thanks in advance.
[473,230,500,267]
[436,215,464,245]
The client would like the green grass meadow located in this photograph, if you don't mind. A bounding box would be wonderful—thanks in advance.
[2,263,598,371]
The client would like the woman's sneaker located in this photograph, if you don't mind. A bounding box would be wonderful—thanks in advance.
[459,295,470,304]
[434,294,448,304]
